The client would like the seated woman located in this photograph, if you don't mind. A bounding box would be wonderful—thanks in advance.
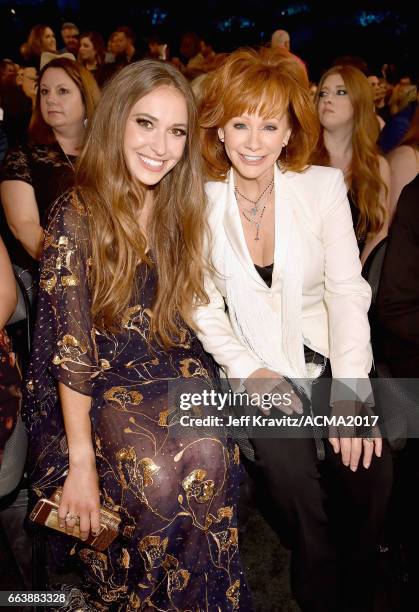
[1,56,99,269]
[23,60,251,611]
[20,24,57,69]
[312,65,391,266]
[77,32,110,87]
[386,104,419,217]
[198,47,392,612]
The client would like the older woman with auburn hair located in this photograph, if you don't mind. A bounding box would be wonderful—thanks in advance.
[22,60,251,610]
[312,64,391,265]
[197,47,392,612]
[1,57,99,268]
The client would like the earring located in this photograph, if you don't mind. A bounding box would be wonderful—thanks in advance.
[83,117,88,128]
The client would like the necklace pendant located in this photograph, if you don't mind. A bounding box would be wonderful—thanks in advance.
[250,206,258,216]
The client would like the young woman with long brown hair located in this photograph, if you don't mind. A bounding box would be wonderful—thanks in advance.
[23,60,251,610]
[312,65,391,265]
[20,24,57,67]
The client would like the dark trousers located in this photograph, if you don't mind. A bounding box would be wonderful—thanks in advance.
[243,359,393,612]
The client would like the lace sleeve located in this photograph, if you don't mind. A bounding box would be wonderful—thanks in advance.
[38,190,99,395]
[0,145,32,185]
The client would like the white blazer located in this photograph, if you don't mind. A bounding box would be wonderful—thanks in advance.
[194,164,373,386]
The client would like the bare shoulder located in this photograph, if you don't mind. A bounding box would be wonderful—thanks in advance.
[378,154,391,182]
[387,145,419,174]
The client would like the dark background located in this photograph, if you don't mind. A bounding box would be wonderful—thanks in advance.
[0,0,417,82]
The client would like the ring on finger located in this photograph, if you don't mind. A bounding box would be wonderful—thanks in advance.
[65,512,80,525]
[363,437,374,443]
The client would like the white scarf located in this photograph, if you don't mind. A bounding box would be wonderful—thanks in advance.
[223,166,322,391]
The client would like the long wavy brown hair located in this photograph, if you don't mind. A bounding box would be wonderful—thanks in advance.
[311,65,387,240]
[75,60,208,347]
[199,47,318,180]
[21,24,54,60]
[29,57,100,145]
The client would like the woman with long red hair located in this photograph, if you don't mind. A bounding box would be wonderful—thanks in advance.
[312,65,391,265]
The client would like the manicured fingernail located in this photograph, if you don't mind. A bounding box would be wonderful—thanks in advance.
[364,462,370,468]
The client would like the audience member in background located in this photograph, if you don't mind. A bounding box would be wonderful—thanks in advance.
[77,31,108,86]
[145,33,169,60]
[23,59,251,611]
[106,31,118,61]
[332,55,369,75]
[379,76,417,154]
[368,74,391,122]
[20,67,37,108]
[1,56,99,269]
[59,22,79,56]
[312,65,391,265]
[386,104,419,216]
[309,80,317,101]
[270,28,306,71]
[0,59,33,147]
[111,26,143,65]
[200,35,218,66]
[15,66,24,87]
[0,59,16,88]
[270,28,290,51]
[172,32,208,79]
[20,24,57,68]
[377,108,419,375]
[367,74,386,129]
[387,106,419,215]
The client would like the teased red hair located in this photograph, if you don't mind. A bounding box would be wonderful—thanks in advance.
[199,46,318,180]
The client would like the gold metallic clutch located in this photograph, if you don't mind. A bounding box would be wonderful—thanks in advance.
[29,487,121,551]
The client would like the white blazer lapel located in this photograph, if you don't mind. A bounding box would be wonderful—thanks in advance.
[223,170,267,288]
[273,164,293,287]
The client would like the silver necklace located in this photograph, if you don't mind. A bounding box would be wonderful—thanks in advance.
[63,151,75,172]
[235,182,274,241]
[234,177,274,218]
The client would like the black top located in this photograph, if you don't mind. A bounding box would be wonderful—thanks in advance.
[254,262,274,288]
[348,192,367,254]
[1,142,76,270]
[1,142,76,225]
[376,173,419,376]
